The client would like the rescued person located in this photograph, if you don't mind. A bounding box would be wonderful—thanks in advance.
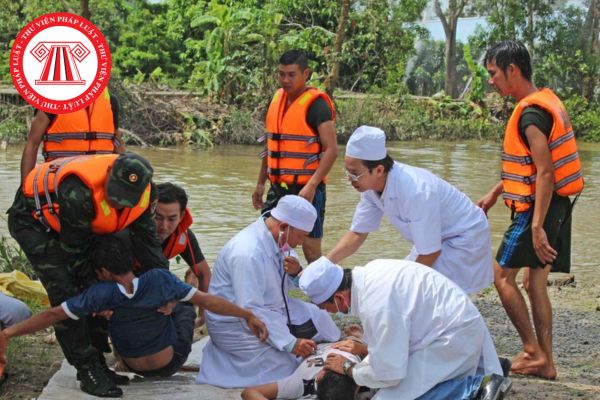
[0,236,268,398]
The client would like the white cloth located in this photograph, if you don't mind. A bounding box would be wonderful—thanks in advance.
[350,162,493,293]
[300,257,343,304]
[271,195,317,232]
[346,126,387,160]
[276,343,360,399]
[350,260,502,400]
[196,218,340,388]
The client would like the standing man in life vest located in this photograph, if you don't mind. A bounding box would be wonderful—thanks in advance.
[252,50,338,263]
[477,41,584,379]
[20,87,124,182]
[7,153,168,397]
[155,182,212,325]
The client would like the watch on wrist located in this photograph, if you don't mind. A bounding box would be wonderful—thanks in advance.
[342,359,355,376]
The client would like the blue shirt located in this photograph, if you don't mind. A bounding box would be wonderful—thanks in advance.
[62,269,196,357]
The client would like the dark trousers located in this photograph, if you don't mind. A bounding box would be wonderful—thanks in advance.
[123,303,196,377]
[8,210,108,370]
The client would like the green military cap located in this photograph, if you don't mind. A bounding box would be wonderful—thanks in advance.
[107,152,153,207]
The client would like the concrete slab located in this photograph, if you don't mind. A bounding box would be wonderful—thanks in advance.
[39,338,242,400]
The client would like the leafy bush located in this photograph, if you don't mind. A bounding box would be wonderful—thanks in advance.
[335,95,503,142]
[564,96,600,142]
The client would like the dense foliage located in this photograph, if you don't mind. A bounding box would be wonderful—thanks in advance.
[0,0,598,142]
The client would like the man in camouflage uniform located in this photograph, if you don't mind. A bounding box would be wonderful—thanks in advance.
[7,153,168,398]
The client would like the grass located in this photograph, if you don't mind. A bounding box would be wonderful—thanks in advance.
[0,236,36,279]
[0,238,62,399]
[0,296,62,400]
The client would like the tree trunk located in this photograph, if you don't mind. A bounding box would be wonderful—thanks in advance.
[435,0,467,99]
[526,0,534,57]
[325,0,351,98]
[80,0,90,20]
[445,32,457,98]
[583,0,600,100]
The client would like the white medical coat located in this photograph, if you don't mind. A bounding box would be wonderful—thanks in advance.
[351,259,502,400]
[351,162,493,293]
[196,218,340,388]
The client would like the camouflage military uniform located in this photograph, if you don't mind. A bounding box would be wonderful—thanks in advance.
[7,163,167,369]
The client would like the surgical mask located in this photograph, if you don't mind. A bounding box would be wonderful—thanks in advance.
[334,297,346,318]
[278,226,292,255]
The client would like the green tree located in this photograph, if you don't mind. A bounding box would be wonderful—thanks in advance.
[435,0,469,98]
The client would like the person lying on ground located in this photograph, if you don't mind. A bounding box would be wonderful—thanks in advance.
[0,236,267,397]
[241,341,364,400]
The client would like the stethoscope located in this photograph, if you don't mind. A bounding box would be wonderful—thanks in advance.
[278,230,293,327]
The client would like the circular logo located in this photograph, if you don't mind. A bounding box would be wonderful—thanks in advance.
[10,12,111,114]
[128,173,138,183]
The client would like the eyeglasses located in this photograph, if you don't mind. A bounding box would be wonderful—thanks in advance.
[344,169,368,182]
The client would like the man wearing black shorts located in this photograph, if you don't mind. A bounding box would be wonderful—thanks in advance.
[478,41,584,380]
[252,50,337,263]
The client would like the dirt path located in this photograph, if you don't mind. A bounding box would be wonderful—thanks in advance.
[474,273,600,399]
[1,273,598,399]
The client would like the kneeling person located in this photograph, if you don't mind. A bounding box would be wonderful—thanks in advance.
[299,258,511,400]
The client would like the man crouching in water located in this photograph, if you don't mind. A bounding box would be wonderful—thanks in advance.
[0,236,267,397]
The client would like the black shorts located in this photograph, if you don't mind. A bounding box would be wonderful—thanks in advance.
[122,303,195,377]
[496,194,573,272]
[261,182,326,239]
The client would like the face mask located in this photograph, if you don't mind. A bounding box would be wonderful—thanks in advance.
[334,297,346,318]
[278,226,292,254]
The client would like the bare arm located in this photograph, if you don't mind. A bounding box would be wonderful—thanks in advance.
[114,128,126,153]
[0,306,67,365]
[299,121,337,202]
[415,250,441,267]
[327,231,369,263]
[241,383,278,400]
[252,156,268,210]
[20,111,50,182]
[189,291,268,341]
[525,125,556,265]
[476,180,503,215]
[192,260,211,293]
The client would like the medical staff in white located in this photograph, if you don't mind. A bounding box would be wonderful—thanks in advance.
[196,195,340,388]
[299,257,509,400]
[328,125,493,294]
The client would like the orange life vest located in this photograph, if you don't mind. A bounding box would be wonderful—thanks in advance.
[162,208,194,261]
[264,87,335,185]
[22,154,151,234]
[43,88,118,161]
[501,88,584,212]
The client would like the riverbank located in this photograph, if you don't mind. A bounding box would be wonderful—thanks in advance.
[1,269,599,400]
[2,82,600,146]
[474,272,600,399]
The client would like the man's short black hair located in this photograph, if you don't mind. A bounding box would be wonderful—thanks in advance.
[317,370,357,400]
[484,41,532,82]
[361,155,395,173]
[157,182,188,213]
[91,235,133,276]
[280,50,309,70]
[325,269,353,304]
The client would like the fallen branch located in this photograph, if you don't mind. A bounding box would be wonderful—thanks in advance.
[120,128,149,148]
